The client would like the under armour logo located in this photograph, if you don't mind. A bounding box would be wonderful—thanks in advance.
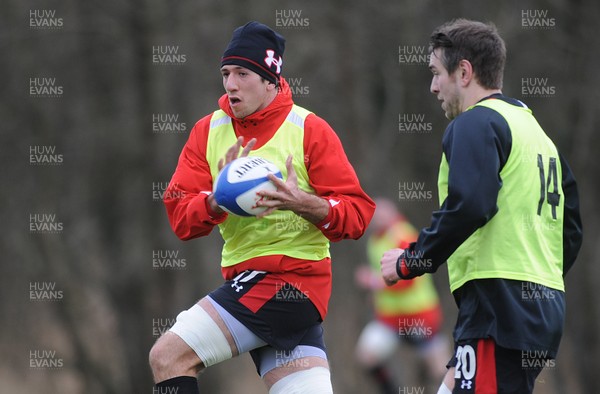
[460,380,473,390]
[230,270,267,293]
[264,49,282,74]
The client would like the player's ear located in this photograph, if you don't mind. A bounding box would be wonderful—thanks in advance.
[265,79,278,92]
[457,59,474,87]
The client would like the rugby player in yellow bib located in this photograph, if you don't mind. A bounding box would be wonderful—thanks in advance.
[381,19,582,394]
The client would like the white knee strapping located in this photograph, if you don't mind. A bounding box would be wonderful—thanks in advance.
[268,367,333,394]
[437,382,452,394]
[169,304,232,367]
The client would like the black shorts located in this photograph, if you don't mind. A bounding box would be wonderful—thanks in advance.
[447,338,547,394]
[209,270,325,351]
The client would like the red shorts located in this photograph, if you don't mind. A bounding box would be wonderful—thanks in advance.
[448,338,548,393]
[209,269,325,351]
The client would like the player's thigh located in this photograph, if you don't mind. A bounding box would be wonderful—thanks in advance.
[255,325,331,391]
[263,355,330,390]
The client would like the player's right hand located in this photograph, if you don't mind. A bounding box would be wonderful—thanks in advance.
[380,248,403,286]
[217,136,257,171]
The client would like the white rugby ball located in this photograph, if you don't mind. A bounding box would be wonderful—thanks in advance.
[213,156,283,216]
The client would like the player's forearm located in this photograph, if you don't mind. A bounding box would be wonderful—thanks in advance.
[313,195,375,242]
[292,192,330,224]
[165,192,227,240]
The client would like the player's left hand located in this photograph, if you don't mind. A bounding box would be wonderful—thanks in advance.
[381,248,404,286]
[255,154,302,216]
[255,155,329,223]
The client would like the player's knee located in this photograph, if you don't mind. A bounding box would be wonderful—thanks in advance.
[268,367,333,394]
[149,332,206,382]
[148,337,170,374]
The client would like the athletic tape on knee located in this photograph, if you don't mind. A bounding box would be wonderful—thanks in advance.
[268,367,333,394]
[169,304,232,367]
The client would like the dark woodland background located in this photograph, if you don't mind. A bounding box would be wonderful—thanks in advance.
[2,0,599,393]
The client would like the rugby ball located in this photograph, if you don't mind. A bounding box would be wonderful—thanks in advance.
[213,156,283,216]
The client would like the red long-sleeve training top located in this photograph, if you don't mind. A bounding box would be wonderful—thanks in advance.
[164,78,375,318]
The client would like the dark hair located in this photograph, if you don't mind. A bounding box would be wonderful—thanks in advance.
[260,77,280,88]
[429,19,506,89]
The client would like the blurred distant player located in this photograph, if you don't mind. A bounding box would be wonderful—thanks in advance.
[355,198,449,394]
